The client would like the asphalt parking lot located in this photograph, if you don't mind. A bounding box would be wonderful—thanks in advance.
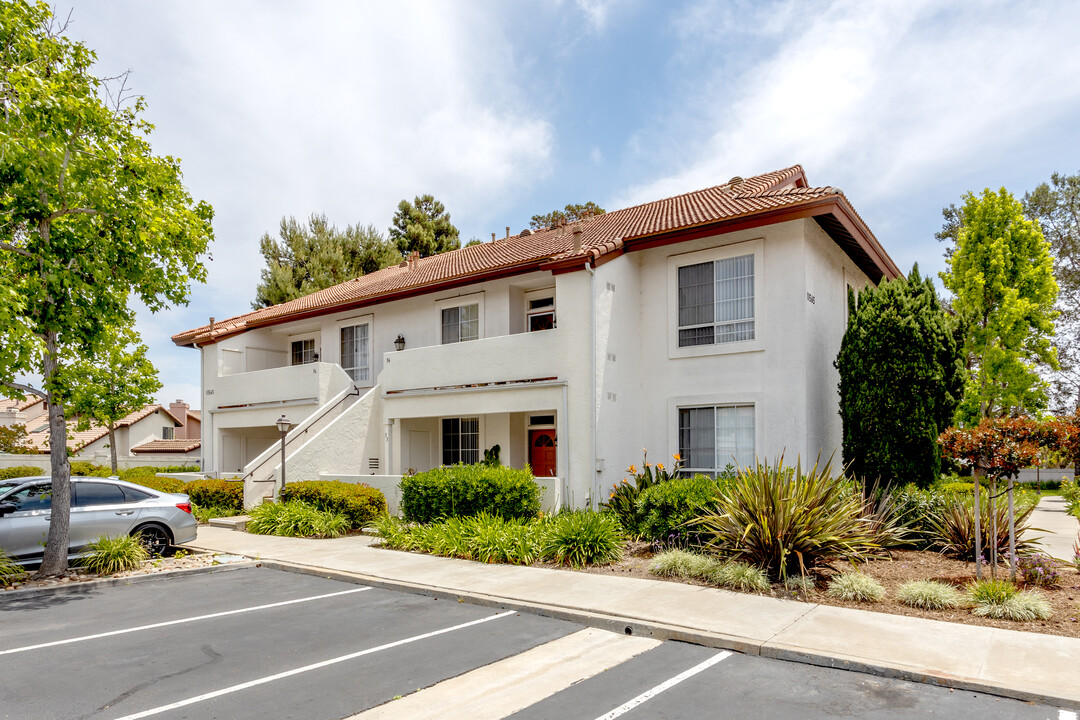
[0,567,1070,720]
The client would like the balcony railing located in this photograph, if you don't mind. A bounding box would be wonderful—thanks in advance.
[379,329,563,393]
[207,362,353,411]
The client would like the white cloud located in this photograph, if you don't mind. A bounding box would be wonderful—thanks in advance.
[617,0,1080,206]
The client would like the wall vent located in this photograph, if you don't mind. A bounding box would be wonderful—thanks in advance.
[368,458,380,471]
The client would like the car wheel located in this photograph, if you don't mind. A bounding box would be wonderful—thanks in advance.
[132,523,172,557]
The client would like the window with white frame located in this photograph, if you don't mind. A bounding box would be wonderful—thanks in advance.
[442,417,479,465]
[291,338,316,365]
[527,296,555,332]
[678,404,755,473]
[677,254,754,347]
[441,303,479,344]
[340,323,370,383]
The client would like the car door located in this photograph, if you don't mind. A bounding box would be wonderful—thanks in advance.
[69,481,144,553]
[0,481,53,561]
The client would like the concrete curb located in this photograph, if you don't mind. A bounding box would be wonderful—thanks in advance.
[256,558,1080,712]
[0,560,257,603]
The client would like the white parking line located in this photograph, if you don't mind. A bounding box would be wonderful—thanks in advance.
[109,610,518,720]
[0,586,371,656]
[592,650,733,720]
[1060,710,1078,720]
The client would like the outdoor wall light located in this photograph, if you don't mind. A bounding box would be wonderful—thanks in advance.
[394,334,406,351]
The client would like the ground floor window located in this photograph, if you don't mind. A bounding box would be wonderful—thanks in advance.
[442,417,479,465]
[678,404,754,473]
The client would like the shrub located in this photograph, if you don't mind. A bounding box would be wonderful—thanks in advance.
[247,501,350,538]
[1063,480,1079,517]
[600,451,685,536]
[79,534,149,575]
[184,478,244,511]
[542,510,623,567]
[0,549,26,585]
[68,461,111,477]
[636,474,723,545]
[926,501,1039,559]
[1016,553,1061,588]
[695,458,899,580]
[191,503,241,524]
[118,465,199,479]
[896,580,962,610]
[122,475,188,494]
[0,465,45,481]
[399,464,541,523]
[649,549,714,579]
[282,480,387,529]
[968,580,1051,621]
[826,572,886,602]
[704,561,771,593]
[938,481,978,495]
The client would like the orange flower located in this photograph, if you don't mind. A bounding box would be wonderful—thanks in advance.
[656,462,665,471]
[672,453,682,462]
[609,492,614,498]
[627,464,637,474]
[621,478,629,484]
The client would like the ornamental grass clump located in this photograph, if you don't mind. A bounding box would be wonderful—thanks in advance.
[926,501,1038,559]
[704,561,771,593]
[968,579,1052,621]
[247,501,350,539]
[79,534,149,575]
[783,574,815,594]
[896,580,962,610]
[695,457,900,580]
[826,572,886,603]
[0,549,26,585]
[542,510,623,567]
[648,549,714,579]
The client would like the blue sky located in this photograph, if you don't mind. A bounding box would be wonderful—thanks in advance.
[57,0,1080,409]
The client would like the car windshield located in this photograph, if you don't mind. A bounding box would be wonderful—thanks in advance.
[0,480,24,498]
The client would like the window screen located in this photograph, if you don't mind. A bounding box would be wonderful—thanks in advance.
[291,338,316,365]
[441,304,479,344]
[340,323,370,382]
[442,417,480,465]
[678,405,755,474]
[677,254,754,347]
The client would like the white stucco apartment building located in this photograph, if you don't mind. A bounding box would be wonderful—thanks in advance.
[173,166,900,510]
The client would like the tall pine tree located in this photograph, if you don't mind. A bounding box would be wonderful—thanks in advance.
[836,265,964,488]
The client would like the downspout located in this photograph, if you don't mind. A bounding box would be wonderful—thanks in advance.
[561,383,569,510]
[585,259,597,510]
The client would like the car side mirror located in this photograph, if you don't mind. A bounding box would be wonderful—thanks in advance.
[0,502,16,516]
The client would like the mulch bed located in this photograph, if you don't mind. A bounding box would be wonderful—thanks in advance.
[562,544,1080,639]
[1,551,238,594]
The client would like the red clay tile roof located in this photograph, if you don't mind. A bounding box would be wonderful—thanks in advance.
[0,396,44,413]
[22,405,182,453]
[131,439,201,454]
[174,165,899,347]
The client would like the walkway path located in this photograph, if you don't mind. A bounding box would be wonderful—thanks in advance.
[187,526,1080,709]
[1031,495,1078,562]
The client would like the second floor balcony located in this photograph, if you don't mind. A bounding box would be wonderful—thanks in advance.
[207,362,354,411]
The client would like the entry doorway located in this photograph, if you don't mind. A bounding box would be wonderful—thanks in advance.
[529,429,557,477]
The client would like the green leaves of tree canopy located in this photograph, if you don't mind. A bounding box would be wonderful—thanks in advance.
[836,265,964,488]
[0,1,213,575]
[252,214,399,309]
[389,194,460,258]
[529,201,605,230]
[940,189,1058,422]
[65,327,162,473]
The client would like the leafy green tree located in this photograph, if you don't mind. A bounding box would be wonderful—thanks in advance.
[0,2,213,576]
[1024,172,1080,417]
[65,327,162,473]
[836,265,964,488]
[253,214,399,309]
[389,194,460,258]
[529,201,605,230]
[940,189,1058,423]
[0,424,32,454]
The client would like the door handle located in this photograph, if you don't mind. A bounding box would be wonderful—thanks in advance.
[44,515,50,520]
[115,510,134,516]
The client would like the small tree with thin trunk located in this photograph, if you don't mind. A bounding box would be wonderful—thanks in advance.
[0,3,213,576]
[65,327,162,473]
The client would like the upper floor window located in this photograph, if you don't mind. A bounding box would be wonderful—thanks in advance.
[441,303,479,344]
[677,254,754,347]
[679,404,755,474]
[162,426,174,440]
[340,323,371,383]
[291,338,316,365]
[527,296,556,332]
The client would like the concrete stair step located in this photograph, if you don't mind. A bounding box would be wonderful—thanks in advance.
[207,515,249,532]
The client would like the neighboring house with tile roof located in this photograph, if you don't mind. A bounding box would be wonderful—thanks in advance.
[0,401,201,469]
[174,165,901,509]
[0,397,47,429]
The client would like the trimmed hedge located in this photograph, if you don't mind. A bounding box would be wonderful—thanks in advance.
[399,464,541,523]
[636,474,722,544]
[118,465,200,479]
[68,461,112,477]
[282,480,387,529]
[122,475,189,494]
[0,466,45,481]
[184,478,244,511]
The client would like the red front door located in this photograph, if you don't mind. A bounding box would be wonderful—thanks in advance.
[529,430,557,477]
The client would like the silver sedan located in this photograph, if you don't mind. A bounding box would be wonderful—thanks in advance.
[0,476,198,564]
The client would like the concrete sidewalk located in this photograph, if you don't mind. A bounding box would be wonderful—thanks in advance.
[186,526,1080,710]
[1031,495,1079,562]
